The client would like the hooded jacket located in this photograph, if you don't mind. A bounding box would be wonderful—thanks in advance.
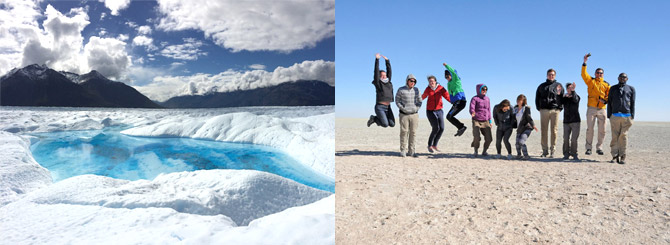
[444,64,466,103]
[607,83,635,119]
[421,84,450,111]
[535,79,564,110]
[372,58,393,103]
[395,74,422,114]
[561,90,581,123]
[493,104,517,131]
[515,105,535,133]
[469,84,491,122]
[581,64,610,109]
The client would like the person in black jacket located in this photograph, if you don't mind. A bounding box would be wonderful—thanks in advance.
[535,68,564,158]
[367,53,395,127]
[515,94,539,160]
[561,82,581,160]
[607,73,635,164]
[493,99,516,159]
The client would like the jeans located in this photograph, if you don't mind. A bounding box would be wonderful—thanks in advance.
[426,109,445,147]
[446,100,466,129]
[373,103,395,127]
[516,129,532,156]
[563,122,580,157]
[496,128,513,155]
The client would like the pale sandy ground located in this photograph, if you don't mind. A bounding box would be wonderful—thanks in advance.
[336,118,670,244]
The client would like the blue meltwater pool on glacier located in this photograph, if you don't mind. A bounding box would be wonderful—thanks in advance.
[29,129,334,192]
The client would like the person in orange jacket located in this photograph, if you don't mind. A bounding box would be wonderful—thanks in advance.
[581,53,610,156]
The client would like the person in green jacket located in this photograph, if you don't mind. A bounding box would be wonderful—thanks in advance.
[443,62,468,137]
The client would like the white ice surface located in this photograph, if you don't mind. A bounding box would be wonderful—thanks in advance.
[0,106,334,243]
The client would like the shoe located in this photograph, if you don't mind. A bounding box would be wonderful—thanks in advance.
[431,146,441,152]
[516,155,523,160]
[619,154,626,164]
[541,150,548,158]
[400,152,406,158]
[585,149,592,155]
[550,150,555,158]
[367,115,375,127]
[473,149,478,157]
[610,155,619,163]
[496,154,502,159]
[455,126,467,137]
[427,146,434,153]
[563,155,570,160]
[572,155,580,161]
[507,154,513,160]
[522,155,531,160]
[596,149,604,155]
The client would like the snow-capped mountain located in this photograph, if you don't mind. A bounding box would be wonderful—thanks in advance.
[161,80,335,108]
[0,64,160,108]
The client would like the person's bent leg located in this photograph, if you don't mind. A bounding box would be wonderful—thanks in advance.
[433,110,445,146]
[447,100,466,129]
[585,107,596,150]
[386,105,396,127]
[521,130,532,156]
[472,120,482,149]
[483,126,493,154]
[540,109,550,154]
[374,104,390,127]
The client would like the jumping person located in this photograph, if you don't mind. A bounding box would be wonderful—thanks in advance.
[561,82,581,160]
[581,53,610,155]
[493,99,516,160]
[514,94,539,160]
[535,68,564,157]
[368,53,395,128]
[443,62,468,136]
[421,75,450,153]
[469,84,492,157]
[607,73,635,164]
[396,74,422,157]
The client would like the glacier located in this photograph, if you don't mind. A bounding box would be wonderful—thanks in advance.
[0,106,334,244]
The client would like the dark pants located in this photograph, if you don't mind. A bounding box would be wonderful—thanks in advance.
[426,109,445,147]
[496,128,513,155]
[373,103,395,127]
[447,100,466,129]
[516,129,532,156]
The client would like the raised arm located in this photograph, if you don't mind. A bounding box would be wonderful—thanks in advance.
[384,55,391,81]
[374,54,380,82]
[581,53,592,85]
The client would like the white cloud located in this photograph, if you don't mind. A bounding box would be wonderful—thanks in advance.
[117,34,129,41]
[155,0,335,52]
[125,21,137,28]
[159,38,206,60]
[136,25,152,35]
[100,12,107,20]
[248,64,266,70]
[134,60,335,102]
[98,28,107,36]
[84,36,131,80]
[101,0,131,16]
[0,0,43,74]
[132,35,157,51]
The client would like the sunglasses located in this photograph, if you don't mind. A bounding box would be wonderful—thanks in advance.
[619,76,628,79]
[482,88,488,91]
[596,72,604,74]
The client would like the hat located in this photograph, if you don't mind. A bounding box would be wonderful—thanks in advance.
[406,74,417,82]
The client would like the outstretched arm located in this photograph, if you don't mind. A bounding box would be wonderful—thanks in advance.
[384,55,391,80]
[581,53,591,84]
[374,53,380,82]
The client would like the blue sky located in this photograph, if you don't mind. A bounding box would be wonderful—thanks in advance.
[1,0,334,101]
[336,0,670,122]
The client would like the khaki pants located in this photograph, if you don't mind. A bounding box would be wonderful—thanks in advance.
[399,113,419,154]
[540,109,560,153]
[585,106,607,151]
[610,116,633,158]
[471,120,492,152]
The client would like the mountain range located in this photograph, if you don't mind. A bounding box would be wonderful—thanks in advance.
[0,64,334,108]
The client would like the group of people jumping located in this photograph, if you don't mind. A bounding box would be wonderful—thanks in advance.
[368,53,636,164]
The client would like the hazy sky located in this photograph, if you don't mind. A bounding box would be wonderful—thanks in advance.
[1,0,334,101]
[336,0,669,122]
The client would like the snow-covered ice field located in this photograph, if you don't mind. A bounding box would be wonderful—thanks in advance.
[0,106,334,244]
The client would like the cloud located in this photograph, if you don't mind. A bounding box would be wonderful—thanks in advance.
[134,60,335,102]
[84,36,131,79]
[132,35,157,51]
[248,64,266,70]
[159,38,206,60]
[101,0,131,16]
[155,0,335,52]
[0,0,43,74]
[117,34,129,41]
[136,25,152,35]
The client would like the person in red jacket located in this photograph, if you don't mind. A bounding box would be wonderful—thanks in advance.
[421,75,450,153]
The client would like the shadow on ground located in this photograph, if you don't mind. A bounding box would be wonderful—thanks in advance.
[336,149,602,163]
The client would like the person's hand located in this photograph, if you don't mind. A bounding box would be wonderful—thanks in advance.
[471,112,475,118]
[375,53,381,59]
[442,62,447,66]
[382,55,388,60]
[533,126,539,132]
[583,53,589,63]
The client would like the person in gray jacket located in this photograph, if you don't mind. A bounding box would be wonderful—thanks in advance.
[607,73,635,164]
[396,74,422,157]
